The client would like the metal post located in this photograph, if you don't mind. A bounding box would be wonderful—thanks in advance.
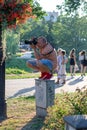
[0,61,7,119]
[0,23,7,119]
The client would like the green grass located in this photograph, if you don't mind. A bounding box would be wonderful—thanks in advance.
[6,68,57,79]
[6,72,41,79]
[0,96,44,130]
[1,89,87,130]
[5,56,83,79]
[6,71,83,79]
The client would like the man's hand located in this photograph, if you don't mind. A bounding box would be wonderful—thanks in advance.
[30,44,36,49]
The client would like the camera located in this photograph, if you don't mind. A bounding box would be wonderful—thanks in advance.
[25,37,37,45]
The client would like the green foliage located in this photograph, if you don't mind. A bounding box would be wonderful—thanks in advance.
[5,56,41,79]
[18,14,87,54]
[19,19,49,41]
[64,0,81,12]
[0,90,87,129]
[56,0,87,15]
[6,13,87,65]
[6,57,33,72]
[52,15,87,55]
[6,30,20,55]
[32,1,46,19]
[42,88,87,130]
[6,68,28,74]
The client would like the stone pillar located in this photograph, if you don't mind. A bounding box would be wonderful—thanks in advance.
[35,79,55,117]
[64,115,87,130]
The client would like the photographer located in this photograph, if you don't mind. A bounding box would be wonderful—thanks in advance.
[26,36,57,80]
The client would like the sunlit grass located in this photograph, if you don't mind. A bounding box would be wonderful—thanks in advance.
[6,73,41,79]
[0,96,36,130]
[1,89,87,130]
[6,72,84,79]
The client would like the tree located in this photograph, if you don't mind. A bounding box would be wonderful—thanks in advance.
[51,14,87,55]
[6,30,20,55]
[57,0,87,15]
[0,0,45,119]
[19,19,49,41]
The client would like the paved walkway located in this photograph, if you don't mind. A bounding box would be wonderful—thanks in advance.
[6,76,87,99]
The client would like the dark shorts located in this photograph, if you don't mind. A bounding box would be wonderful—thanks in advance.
[70,58,75,65]
[81,60,87,66]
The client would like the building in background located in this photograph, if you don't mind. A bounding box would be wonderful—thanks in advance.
[44,11,58,22]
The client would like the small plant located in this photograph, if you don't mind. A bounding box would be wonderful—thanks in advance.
[6,57,33,72]
[42,87,87,130]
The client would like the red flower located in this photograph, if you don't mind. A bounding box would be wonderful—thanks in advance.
[0,0,34,29]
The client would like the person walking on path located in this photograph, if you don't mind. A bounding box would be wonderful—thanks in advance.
[79,50,87,76]
[69,48,76,77]
[55,48,62,84]
[26,36,57,80]
[56,49,68,84]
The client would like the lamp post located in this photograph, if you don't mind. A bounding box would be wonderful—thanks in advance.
[0,23,7,119]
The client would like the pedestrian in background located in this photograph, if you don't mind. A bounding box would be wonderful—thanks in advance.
[56,49,68,84]
[69,48,76,77]
[79,50,87,76]
[56,48,62,84]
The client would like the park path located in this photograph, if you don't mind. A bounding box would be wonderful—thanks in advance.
[6,76,87,99]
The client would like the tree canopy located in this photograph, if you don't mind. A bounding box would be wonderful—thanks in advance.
[57,0,87,15]
[0,0,46,29]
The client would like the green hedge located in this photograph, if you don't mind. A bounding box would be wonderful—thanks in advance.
[6,57,33,73]
[42,88,87,130]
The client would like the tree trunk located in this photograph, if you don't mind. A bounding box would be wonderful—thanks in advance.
[0,23,7,119]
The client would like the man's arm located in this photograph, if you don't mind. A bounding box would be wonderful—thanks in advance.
[30,44,43,60]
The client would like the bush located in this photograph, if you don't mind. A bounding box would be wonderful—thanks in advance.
[42,87,87,130]
[6,68,28,74]
[6,57,33,73]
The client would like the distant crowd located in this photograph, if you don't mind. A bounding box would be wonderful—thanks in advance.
[56,48,87,84]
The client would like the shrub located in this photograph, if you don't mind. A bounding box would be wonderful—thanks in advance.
[42,87,87,130]
[6,57,33,73]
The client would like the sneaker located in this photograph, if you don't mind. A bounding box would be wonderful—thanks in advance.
[39,72,46,79]
[39,72,53,80]
[43,73,53,80]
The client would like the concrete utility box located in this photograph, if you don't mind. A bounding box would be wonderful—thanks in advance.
[35,79,55,117]
[64,115,87,130]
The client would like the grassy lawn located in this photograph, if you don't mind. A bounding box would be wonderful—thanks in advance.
[3,56,87,129]
[6,72,41,79]
[4,65,87,129]
[1,90,87,130]
[6,57,83,79]
[6,72,83,79]
[0,96,44,130]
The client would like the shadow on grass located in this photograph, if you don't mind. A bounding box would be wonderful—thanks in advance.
[21,115,45,130]
[0,116,7,124]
